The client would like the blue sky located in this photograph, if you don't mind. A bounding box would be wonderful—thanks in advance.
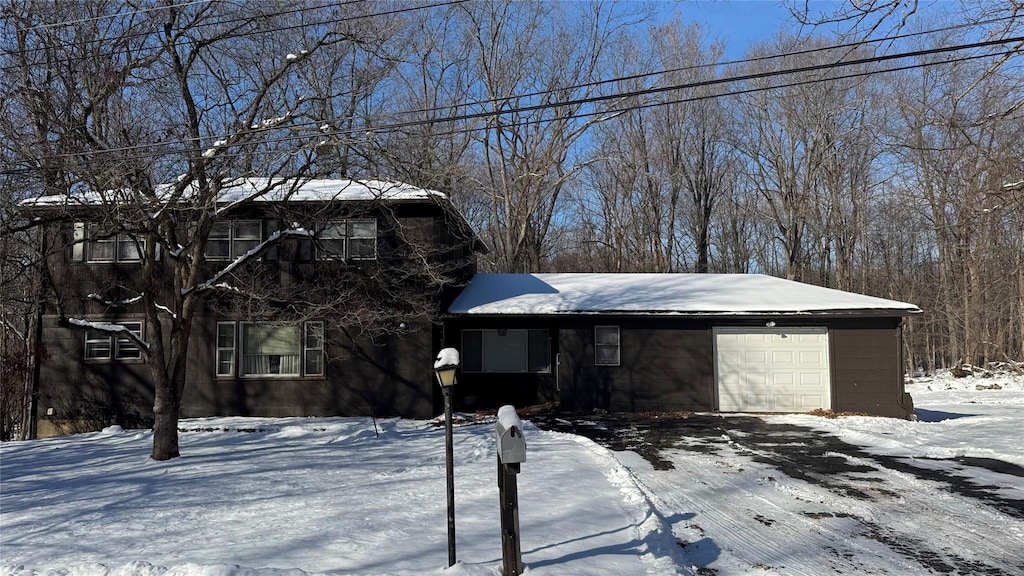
[672,0,800,56]
[654,0,958,58]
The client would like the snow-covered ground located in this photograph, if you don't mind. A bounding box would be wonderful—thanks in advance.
[2,371,1022,576]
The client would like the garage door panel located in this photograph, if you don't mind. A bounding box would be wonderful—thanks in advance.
[772,372,795,386]
[774,395,796,409]
[799,372,824,387]
[715,327,831,413]
[771,350,795,365]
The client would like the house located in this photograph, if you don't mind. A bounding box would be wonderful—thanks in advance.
[443,273,921,419]
[25,180,922,437]
[25,179,481,437]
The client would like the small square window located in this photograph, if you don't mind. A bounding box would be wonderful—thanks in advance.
[206,221,261,260]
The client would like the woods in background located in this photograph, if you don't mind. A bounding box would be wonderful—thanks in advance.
[2,1,1022,409]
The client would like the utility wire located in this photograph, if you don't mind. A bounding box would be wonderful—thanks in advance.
[1,1,1015,85]
[2,35,1018,176]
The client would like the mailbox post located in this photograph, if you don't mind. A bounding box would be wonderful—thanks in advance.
[434,348,459,568]
[495,405,526,576]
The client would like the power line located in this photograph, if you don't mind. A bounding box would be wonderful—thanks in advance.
[2,34,1017,176]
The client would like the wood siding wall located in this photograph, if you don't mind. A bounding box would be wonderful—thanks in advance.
[445,316,911,419]
[33,200,476,435]
[829,319,909,418]
[558,318,714,413]
[35,316,438,435]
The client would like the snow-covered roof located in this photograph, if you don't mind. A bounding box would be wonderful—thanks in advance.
[448,273,921,316]
[23,178,446,206]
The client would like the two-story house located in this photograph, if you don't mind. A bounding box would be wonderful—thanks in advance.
[23,177,923,438]
[24,178,482,437]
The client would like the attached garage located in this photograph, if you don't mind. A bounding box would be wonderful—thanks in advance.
[446,273,922,419]
[714,327,831,412]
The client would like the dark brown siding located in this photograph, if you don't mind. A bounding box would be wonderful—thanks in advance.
[32,197,477,435]
[35,316,437,435]
[558,318,714,413]
[181,317,435,420]
[444,315,912,418]
[829,319,911,418]
[35,316,156,435]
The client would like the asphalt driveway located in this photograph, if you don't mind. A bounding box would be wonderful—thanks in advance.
[530,411,1024,575]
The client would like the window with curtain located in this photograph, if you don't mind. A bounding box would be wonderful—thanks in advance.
[241,323,301,376]
[73,223,143,263]
[219,321,324,378]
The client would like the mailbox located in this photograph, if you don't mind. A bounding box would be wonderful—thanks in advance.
[495,405,527,465]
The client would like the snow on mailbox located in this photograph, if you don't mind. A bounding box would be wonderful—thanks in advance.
[495,405,527,465]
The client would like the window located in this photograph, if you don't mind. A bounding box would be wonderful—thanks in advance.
[84,321,144,361]
[316,219,377,260]
[216,322,235,377]
[207,220,261,261]
[304,322,325,376]
[73,223,144,263]
[595,326,620,366]
[217,321,323,378]
[461,329,549,373]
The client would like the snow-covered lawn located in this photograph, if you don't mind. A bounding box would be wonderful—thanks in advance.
[2,372,1022,576]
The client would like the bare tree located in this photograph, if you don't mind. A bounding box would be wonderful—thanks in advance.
[886,27,1024,367]
[1,1,427,458]
[462,0,647,272]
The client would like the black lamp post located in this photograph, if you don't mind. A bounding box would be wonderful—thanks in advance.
[434,348,459,567]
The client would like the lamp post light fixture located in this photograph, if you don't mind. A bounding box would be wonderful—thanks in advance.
[434,348,460,567]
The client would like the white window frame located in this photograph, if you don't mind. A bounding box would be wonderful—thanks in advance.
[346,219,377,260]
[316,219,377,261]
[84,321,144,362]
[216,322,236,377]
[75,223,144,263]
[595,325,620,366]
[304,321,325,377]
[220,321,324,378]
[206,220,262,261]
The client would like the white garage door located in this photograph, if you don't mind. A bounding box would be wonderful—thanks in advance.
[714,327,831,412]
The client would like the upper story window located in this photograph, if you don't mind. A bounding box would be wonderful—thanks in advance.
[84,321,144,362]
[72,223,144,263]
[207,220,261,261]
[317,219,377,260]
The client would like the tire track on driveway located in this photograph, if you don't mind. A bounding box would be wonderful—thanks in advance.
[533,412,1024,575]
